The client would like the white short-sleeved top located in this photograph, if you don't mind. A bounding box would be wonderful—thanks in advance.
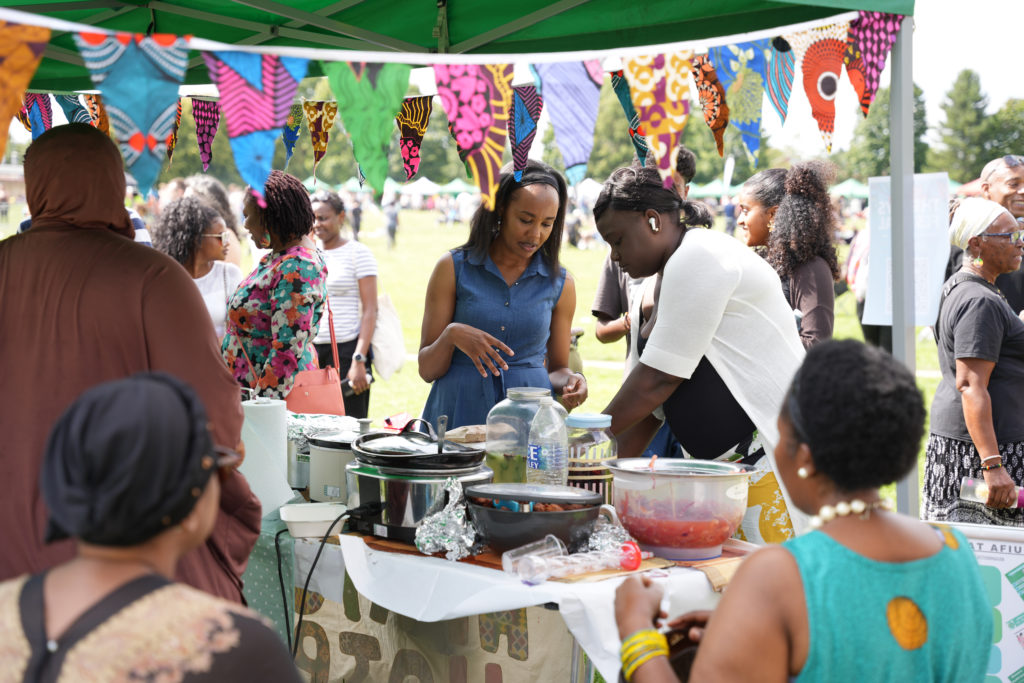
[314,240,378,344]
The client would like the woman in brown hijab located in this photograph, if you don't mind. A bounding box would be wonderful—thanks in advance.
[0,123,261,603]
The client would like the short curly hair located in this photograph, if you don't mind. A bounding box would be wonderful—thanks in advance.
[766,161,840,281]
[248,170,314,244]
[153,196,222,266]
[783,339,925,492]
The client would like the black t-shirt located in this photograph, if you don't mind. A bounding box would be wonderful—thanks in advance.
[636,332,755,459]
[932,275,1024,442]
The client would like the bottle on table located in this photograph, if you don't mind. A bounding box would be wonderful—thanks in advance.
[526,396,568,485]
[486,387,567,483]
[566,413,617,503]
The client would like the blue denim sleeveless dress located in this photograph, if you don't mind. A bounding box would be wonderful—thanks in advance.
[421,248,566,429]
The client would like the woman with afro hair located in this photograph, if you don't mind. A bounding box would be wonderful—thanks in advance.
[737,161,840,348]
[153,196,242,342]
[221,171,327,399]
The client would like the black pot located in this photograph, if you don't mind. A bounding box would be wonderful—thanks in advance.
[352,418,485,470]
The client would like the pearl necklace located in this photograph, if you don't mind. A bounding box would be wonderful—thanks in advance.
[809,498,893,529]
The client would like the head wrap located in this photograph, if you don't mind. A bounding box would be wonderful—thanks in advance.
[949,197,1012,249]
[42,372,218,547]
[24,122,134,238]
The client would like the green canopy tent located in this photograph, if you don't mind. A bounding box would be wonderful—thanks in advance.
[832,177,870,199]
[438,177,478,196]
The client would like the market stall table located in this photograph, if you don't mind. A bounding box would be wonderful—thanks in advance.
[291,534,751,682]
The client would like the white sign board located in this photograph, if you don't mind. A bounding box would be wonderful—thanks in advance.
[861,173,951,326]
[953,522,1024,680]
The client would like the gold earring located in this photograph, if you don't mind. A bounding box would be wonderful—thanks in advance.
[768,219,775,232]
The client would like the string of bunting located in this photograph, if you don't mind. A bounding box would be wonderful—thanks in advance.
[3,10,902,200]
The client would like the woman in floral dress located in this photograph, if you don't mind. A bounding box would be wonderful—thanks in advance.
[222,171,327,399]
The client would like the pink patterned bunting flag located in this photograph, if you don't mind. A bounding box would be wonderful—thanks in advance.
[844,12,903,116]
[191,98,220,172]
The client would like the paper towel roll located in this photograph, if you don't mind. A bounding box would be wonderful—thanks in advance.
[241,398,294,515]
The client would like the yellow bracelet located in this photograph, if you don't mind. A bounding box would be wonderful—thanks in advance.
[620,629,668,681]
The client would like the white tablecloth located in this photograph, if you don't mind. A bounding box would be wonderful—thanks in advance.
[294,535,723,681]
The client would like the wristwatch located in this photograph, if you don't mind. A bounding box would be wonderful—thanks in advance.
[352,352,367,364]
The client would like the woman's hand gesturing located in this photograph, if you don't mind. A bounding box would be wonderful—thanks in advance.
[447,323,514,377]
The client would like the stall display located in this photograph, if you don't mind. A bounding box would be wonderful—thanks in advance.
[486,387,566,484]
[566,413,617,503]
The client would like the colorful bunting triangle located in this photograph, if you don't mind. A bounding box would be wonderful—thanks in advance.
[508,85,543,182]
[787,23,850,153]
[56,94,91,125]
[691,55,729,157]
[433,64,513,210]
[324,61,411,197]
[201,51,309,201]
[624,51,692,186]
[765,38,795,126]
[23,93,52,139]
[281,103,302,168]
[610,69,650,166]
[73,32,190,196]
[165,97,182,163]
[531,61,602,186]
[709,40,770,163]
[82,93,109,134]
[302,100,339,182]
[395,96,433,181]
[0,21,49,159]
[844,12,903,116]
[191,98,220,172]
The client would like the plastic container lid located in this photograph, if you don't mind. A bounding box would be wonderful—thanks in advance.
[606,458,752,476]
[308,429,362,450]
[464,482,602,506]
[565,413,612,429]
[506,387,552,400]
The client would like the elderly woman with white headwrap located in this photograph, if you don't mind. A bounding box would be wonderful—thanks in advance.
[925,197,1024,526]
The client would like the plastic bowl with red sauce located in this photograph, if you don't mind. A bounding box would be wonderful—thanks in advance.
[607,459,752,560]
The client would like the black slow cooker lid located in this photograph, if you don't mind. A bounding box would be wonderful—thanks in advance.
[308,429,362,450]
[352,418,485,469]
[464,483,602,506]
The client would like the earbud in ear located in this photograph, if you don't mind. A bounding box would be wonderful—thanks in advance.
[649,217,659,233]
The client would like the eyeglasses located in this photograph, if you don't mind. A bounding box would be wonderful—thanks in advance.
[982,229,1024,243]
[202,231,229,244]
[983,155,1024,182]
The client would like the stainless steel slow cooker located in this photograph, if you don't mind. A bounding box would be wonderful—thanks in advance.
[345,419,493,543]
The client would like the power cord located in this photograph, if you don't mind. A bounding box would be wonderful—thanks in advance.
[274,528,291,653]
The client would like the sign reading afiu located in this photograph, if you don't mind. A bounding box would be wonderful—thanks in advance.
[293,570,574,681]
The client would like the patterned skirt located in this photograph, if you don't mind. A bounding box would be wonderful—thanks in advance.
[923,434,1024,527]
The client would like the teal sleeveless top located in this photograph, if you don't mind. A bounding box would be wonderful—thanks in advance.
[785,527,991,682]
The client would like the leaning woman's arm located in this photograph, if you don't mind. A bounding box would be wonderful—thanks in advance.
[956,357,1017,503]
[604,364,681,456]
[547,273,587,410]
[257,254,325,398]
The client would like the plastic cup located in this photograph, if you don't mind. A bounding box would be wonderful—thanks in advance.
[501,534,567,581]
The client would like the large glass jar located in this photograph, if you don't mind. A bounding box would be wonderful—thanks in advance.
[566,413,616,503]
[485,387,567,483]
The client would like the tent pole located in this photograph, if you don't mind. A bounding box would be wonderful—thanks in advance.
[890,16,917,517]
[433,0,450,54]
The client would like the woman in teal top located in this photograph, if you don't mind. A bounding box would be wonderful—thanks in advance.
[614,340,991,683]
[419,161,587,429]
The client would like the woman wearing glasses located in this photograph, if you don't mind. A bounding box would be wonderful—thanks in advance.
[925,197,1024,527]
[153,196,243,342]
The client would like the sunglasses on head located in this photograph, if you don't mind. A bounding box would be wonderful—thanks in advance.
[202,231,229,245]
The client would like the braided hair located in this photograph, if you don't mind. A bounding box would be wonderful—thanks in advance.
[593,162,712,228]
[250,170,314,243]
[153,196,221,266]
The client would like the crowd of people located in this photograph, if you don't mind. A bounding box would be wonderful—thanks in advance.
[0,117,1017,681]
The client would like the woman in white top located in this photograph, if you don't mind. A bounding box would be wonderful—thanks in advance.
[311,190,378,418]
[594,163,806,544]
[153,196,242,342]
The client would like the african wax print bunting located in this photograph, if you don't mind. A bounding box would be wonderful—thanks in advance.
[324,61,411,197]
[15,106,29,132]
[73,32,190,196]
[82,93,109,133]
[844,12,903,116]
[165,98,182,163]
[765,38,795,125]
[56,94,91,125]
[531,61,602,186]
[23,93,52,139]
[709,40,770,163]
[357,165,366,187]
[395,96,432,181]
[691,55,729,157]
[433,64,513,210]
[624,51,692,186]
[281,103,302,168]
[301,100,338,182]
[191,98,219,172]
[201,51,309,202]
[508,85,543,182]
[610,69,650,166]
[786,23,850,153]
[0,21,49,159]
